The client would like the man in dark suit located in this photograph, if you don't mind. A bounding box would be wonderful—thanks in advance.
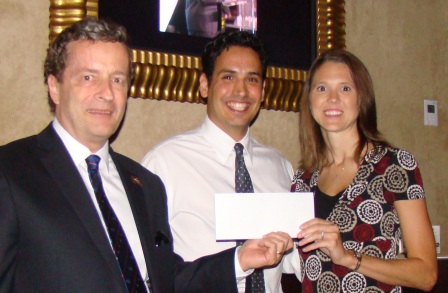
[0,17,292,292]
[186,0,230,38]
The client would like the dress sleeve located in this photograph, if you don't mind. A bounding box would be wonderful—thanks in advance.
[383,149,426,201]
[291,169,313,193]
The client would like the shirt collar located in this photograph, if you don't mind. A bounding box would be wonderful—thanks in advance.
[52,118,110,172]
[200,116,253,165]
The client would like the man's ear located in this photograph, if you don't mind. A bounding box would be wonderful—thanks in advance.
[47,75,60,106]
[199,73,209,98]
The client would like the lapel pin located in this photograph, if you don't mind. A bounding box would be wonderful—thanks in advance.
[131,176,142,187]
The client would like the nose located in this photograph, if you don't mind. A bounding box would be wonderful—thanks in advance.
[96,79,114,101]
[328,89,339,103]
[232,78,248,97]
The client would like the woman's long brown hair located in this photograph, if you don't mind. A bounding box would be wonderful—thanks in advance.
[298,50,390,172]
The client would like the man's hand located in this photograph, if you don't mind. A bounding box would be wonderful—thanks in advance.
[237,232,293,271]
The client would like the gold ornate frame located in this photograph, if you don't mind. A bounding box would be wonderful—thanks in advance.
[49,0,345,112]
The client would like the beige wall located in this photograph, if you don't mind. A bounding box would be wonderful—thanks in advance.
[344,0,448,256]
[0,0,446,255]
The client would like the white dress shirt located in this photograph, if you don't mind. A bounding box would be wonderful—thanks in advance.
[52,119,149,285]
[142,116,299,293]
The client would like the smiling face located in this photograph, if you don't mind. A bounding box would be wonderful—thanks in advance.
[310,61,359,137]
[200,46,265,141]
[47,40,130,152]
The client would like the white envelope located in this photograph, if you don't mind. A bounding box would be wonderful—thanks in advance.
[215,192,314,240]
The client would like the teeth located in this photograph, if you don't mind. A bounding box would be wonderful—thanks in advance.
[88,109,112,115]
[324,110,342,116]
[228,102,248,111]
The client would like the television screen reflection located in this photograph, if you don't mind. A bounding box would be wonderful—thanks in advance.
[160,0,257,38]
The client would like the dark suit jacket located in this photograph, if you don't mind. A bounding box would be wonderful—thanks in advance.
[186,0,221,38]
[0,124,237,293]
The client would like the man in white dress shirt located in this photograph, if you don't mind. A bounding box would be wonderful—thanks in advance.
[142,31,300,292]
[0,19,293,293]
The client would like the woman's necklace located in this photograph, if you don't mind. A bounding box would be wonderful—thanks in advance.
[334,145,369,182]
[335,165,345,182]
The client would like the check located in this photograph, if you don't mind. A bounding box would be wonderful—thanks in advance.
[215,192,314,240]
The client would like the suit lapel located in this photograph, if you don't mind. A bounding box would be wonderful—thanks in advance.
[111,150,154,278]
[36,125,126,288]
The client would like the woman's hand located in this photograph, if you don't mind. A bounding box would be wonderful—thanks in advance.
[297,218,354,267]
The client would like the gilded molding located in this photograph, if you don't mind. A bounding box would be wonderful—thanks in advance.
[49,0,346,112]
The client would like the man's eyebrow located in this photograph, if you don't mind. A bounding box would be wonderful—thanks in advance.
[217,69,261,76]
[78,68,98,74]
[112,71,128,77]
[247,71,261,77]
[78,68,128,76]
[217,69,237,75]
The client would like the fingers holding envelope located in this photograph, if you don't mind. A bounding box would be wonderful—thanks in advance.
[237,231,293,271]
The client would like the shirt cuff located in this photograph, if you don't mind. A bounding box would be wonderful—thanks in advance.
[234,245,254,283]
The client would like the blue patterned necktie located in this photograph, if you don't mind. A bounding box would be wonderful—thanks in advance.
[234,143,266,293]
[86,155,147,293]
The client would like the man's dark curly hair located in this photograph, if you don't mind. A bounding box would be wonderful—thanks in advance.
[201,31,268,83]
[44,17,133,112]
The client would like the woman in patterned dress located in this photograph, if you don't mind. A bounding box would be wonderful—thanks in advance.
[292,50,437,292]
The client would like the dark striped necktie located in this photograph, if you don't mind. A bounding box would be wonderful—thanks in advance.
[234,143,266,293]
[86,155,148,293]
